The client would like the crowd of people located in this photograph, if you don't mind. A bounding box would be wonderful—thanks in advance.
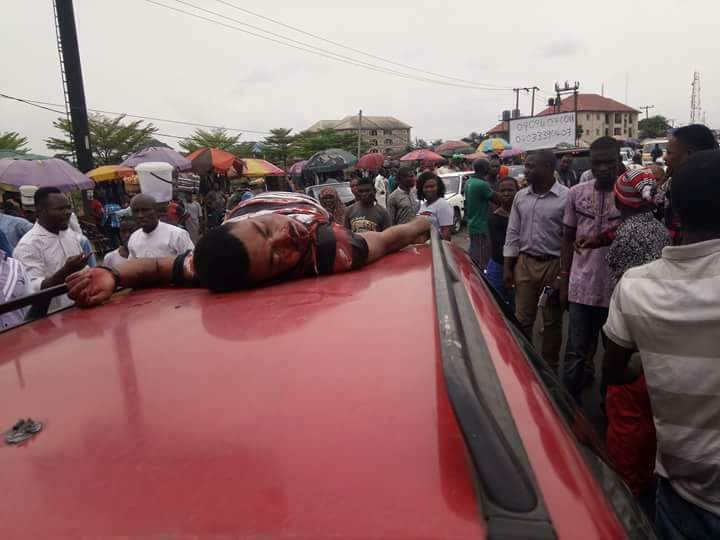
[2,124,720,538]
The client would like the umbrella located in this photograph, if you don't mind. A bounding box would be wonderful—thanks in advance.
[304,149,357,173]
[0,150,51,160]
[356,153,385,171]
[399,149,445,162]
[0,158,93,192]
[435,140,473,156]
[122,146,191,171]
[500,148,524,159]
[241,158,284,177]
[186,147,236,174]
[87,165,135,183]
[287,160,307,177]
[478,138,511,153]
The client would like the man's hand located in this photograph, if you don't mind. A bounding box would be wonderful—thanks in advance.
[503,267,514,290]
[574,236,602,254]
[66,268,116,307]
[63,252,92,274]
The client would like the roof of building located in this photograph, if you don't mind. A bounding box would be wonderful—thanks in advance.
[306,115,412,132]
[537,93,640,115]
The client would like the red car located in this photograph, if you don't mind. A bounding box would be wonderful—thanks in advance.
[0,233,653,539]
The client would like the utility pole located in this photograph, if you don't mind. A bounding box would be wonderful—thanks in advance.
[54,0,93,172]
[512,88,521,117]
[554,81,581,144]
[639,105,655,120]
[357,109,362,158]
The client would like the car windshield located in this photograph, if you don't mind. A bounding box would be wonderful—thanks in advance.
[644,142,667,153]
[442,175,461,195]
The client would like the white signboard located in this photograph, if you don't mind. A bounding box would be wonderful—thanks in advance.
[509,112,576,151]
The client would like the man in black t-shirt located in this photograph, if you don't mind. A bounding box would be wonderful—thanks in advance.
[345,177,391,233]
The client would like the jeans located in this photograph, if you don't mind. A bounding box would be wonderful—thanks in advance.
[562,302,608,402]
[656,478,720,539]
[486,258,515,312]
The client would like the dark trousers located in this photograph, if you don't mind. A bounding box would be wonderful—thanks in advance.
[656,478,720,539]
[562,302,608,402]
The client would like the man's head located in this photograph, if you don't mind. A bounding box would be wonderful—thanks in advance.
[184,192,194,204]
[318,187,339,213]
[349,176,360,199]
[356,177,376,206]
[472,158,490,178]
[666,124,718,171]
[559,153,573,172]
[497,177,519,209]
[524,150,557,186]
[35,187,71,233]
[590,136,621,187]
[670,150,720,239]
[119,217,138,247]
[488,158,501,179]
[396,167,416,190]
[194,213,312,292]
[130,193,159,233]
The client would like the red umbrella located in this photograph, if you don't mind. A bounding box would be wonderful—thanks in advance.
[356,153,385,170]
[400,149,445,162]
[434,140,472,155]
[186,148,236,174]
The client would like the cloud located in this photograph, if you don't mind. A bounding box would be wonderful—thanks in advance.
[538,37,585,59]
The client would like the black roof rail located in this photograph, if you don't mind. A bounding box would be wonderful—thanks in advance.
[0,284,68,323]
[430,228,557,539]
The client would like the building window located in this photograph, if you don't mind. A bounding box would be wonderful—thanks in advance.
[629,128,633,137]
[614,127,622,135]
[596,129,600,135]
[605,128,609,136]
[384,138,393,145]
[615,113,622,124]
[370,148,379,153]
[385,148,393,154]
[586,113,590,120]
[383,130,392,135]
[605,114,610,124]
[597,114,601,120]
[370,130,378,136]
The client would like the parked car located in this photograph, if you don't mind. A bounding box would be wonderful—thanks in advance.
[438,171,472,234]
[0,233,654,539]
[506,165,526,184]
[305,180,355,206]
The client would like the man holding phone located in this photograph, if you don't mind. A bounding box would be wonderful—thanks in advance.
[13,187,93,311]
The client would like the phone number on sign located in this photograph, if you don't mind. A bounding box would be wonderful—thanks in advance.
[514,128,573,144]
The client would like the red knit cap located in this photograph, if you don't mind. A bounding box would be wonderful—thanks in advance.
[614,168,657,208]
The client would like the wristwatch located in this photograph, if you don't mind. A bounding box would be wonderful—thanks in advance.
[96,265,122,290]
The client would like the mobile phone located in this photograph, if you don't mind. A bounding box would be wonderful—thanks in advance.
[538,286,554,308]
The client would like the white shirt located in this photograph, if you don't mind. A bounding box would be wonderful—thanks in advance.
[128,221,194,259]
[418,198,454,230]
[102,248,129,271]
[374,175,388,208]
[604,239,720,516]
[13,222,87,311]
[0,252,32,331]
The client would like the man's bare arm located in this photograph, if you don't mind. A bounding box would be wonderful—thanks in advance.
[603,338,642,385]
[359,217,431,264]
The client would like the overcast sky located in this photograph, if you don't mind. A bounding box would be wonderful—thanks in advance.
[2,0,717,155]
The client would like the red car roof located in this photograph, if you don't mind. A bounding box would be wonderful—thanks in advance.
[0,243,639,539]
[0,246,484,539]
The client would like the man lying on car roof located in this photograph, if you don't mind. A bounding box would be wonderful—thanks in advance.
[67,192,430,306]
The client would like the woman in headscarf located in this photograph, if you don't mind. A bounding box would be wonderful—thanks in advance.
[318,186,346,224]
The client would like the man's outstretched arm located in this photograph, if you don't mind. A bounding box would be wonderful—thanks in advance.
[360,217,431,264]
[66,257,179,307]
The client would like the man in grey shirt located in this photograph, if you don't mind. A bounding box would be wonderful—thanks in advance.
[387,167,418,226]
[345,177,391,233]
[503,150,569,370]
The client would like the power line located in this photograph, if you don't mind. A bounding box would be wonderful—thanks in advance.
[208,0,512,90]
[1,92,271,134]
[142,0,511,92]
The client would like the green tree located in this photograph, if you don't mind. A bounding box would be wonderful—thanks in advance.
[0,131,30,153]
[263,128,294,170]
[639,115,671,139]
[415,139,429,149]
[46,113,158,165]
[461,132,484,146]
[431,139,444,147]
[178,128,242,154]
[291,129,368,159]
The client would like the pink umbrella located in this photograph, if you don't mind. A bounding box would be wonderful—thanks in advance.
[399,149,445,162]
[463,151,489,161]
[122,146,192,171]
[0,158,93,192]
[500,148,525,159]
[356,153,385,170]
[287,160,307,177]
[434,140,472,155]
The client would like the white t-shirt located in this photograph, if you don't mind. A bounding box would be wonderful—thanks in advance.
[374,175,388,208]
[102,248,129,270]
[128,221,194,259]
[418,198,454,230]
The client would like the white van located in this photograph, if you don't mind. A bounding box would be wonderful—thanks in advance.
[438,171,473,234]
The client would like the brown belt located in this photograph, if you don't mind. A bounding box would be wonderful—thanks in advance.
[520,252,559,262]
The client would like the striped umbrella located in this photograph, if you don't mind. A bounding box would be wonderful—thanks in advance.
[241,158,284,177]
[186,147,236,174]
[400,149,445,162]
[478,138,511,154]
[88,165,136,183]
